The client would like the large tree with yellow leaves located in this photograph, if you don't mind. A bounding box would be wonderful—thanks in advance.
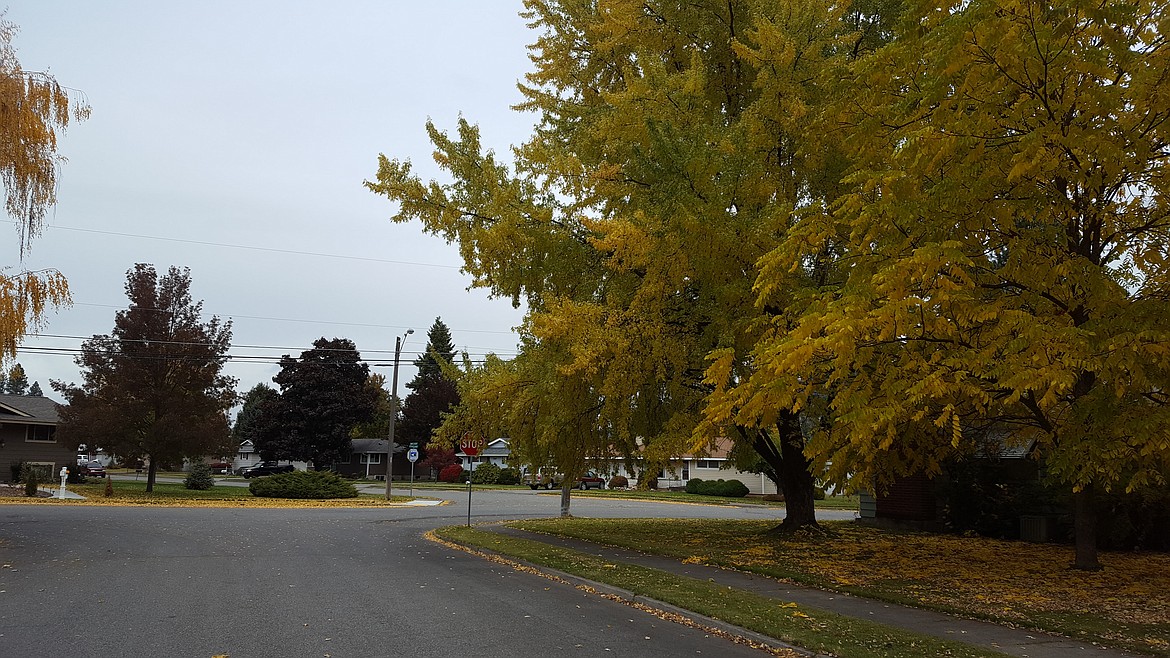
[715,0,1170,569]
[369,0,897,525]
[0,15,89,363]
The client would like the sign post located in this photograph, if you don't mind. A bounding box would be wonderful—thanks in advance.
[406,446,419,498]
[459,433,485,526]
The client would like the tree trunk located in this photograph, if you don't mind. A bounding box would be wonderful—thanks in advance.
[740,411,818,531]
[559,483,572,517]
[1073,485,1102,571]
[146,458,157,493]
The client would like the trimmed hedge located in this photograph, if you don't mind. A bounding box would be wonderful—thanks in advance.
[249,470,358,499]
[685,478,750,498]
[608,475,629,489]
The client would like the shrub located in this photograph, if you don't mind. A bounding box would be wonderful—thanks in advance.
[104,476,114,497]
[714,479,750,497]
[813,487,826,500]
[685,478,750,498]
[184,463,215,490]
[249,470,358,499]
[470,462,501,484]
[497,467,521,485]
[438,464,465,483]
[641,475,659,490]
[9,461,22,483]
[24,470,37,497]
[608,475,629,489]
[65,465,87,485]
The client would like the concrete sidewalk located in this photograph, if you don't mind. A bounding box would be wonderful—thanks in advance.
[485,526,1140,658]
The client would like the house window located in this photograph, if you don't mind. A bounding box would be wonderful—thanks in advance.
[26,426,56,443]
[359,454,381,464]
[336,454,352,465]
[24,461,54,481]
[695,460,718,469]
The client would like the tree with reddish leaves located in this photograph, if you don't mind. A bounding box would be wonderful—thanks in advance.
[54,264,235,491]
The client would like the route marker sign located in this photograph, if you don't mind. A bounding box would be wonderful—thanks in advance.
[406,448,419,463]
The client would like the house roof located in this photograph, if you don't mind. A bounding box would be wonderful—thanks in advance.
[0,394,60,424]
[351,439,390,454]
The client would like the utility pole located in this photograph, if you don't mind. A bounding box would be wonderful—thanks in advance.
[385,329,413,500]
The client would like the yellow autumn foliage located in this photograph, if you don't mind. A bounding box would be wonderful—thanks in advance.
[0,15,88,363]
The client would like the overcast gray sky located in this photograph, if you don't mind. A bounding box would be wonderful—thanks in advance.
[6,1,534,401]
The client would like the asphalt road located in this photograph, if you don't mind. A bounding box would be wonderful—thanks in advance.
[1,490,848,657]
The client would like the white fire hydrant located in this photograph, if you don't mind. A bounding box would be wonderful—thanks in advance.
[58,466,68,499]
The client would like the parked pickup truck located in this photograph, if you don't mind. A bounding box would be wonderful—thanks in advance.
[240,461,295,478]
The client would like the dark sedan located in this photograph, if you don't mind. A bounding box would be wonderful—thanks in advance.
[79,461,106,478]
[241,461,295,478]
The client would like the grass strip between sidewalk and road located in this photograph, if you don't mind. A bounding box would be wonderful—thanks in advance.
[435,525,1012,658]
[508,518,1170,657]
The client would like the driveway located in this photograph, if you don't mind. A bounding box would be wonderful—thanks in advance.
[0,492,837,657]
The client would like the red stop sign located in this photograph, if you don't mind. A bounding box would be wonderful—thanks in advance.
[460,433,485,456]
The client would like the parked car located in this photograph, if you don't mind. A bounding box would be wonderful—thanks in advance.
[523,468,561,490]
[577,471,605,490]
[240,461,295,478]
[79,461,106,478]
[523,469,606,490]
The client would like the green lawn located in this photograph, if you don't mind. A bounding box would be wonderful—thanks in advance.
[505,518,1170,657]
[435,525,1011,658]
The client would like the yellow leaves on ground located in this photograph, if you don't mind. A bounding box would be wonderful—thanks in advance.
[519,517,1170,643]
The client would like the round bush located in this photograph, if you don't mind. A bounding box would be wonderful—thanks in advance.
[685,478,704,494]
[184,463,215,490]
[608,475,629,489]
[438,464,465,483]
[713,479,750,497]
[497,467,521,485]
[249,470,358,499]
[470,462,501,484]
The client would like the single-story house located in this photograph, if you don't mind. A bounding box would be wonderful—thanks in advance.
[457,438,512,471]
[334,439,392,479]
[0,394,73,482]
[231,440,307,473]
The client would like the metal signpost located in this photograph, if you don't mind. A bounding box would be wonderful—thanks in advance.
[459,433,485,526]
[406,446,419,498]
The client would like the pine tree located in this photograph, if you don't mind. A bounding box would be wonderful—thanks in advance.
[27,381,42,396]
[399,318,460,449]
[6,363,28,395]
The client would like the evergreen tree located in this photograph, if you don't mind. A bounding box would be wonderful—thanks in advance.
[28,381,42,396]
[408,317,456,385]
[399,318,460,449]
[6,363,28,395]
[53,264,236,492]
[232,383,279,447]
